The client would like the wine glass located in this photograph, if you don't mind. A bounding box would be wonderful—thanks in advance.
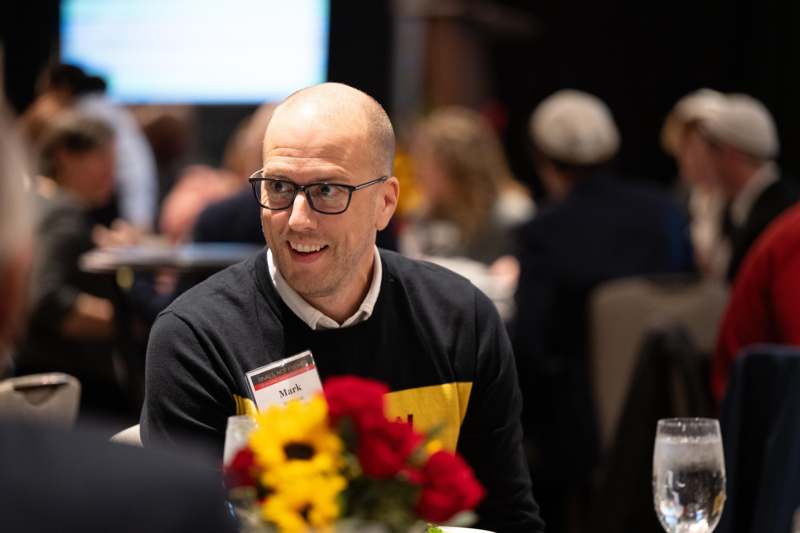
[223,414,257,466]
[653,418,726,533]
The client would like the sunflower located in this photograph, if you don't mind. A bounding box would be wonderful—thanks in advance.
[249,395,344,474]
[260,461,346,533]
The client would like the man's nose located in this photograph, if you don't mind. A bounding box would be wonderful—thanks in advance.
[287,192,317,231]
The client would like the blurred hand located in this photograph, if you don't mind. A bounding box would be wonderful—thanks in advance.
[489,255,521,292]
[159,165,240,243]
[92,219,143,248]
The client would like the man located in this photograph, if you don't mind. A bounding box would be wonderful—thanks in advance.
[662,89,729,278]
[699,94,797,281]
[0,107,234,532]
[141,83,543,532]
[512,89,693,533]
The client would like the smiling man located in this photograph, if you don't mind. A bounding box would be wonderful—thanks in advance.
[141,83,543,532]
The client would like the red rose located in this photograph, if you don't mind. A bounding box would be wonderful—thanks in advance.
[324,376,389,430]
[224,447,257,488]
[415,451,485,523]
[358,419,424,479]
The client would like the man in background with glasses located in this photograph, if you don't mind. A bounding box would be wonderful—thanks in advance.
[141,82,543,532]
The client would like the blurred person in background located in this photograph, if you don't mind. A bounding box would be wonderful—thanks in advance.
[401,107,534,319]
[403,106,534,265]
[662,89,729,278]
[20,64,158,231]
[711,203,800,402]
[158,164,240,244]
[14,112,127,422]
[191,102,277,245]
[696,93,797,282]
[0,104,235,533]
[511,89,693,533]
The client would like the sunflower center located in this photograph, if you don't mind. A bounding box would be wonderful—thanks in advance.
[299,504,312,521]
[284,442,315,460]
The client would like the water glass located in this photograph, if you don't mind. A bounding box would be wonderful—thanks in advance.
[223,414,257,466]
[653,418,726,533]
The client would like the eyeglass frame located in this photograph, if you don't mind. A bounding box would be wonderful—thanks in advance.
[248,170,389,215]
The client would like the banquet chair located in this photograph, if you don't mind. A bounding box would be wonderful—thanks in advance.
[110,424,142,447]
[717,346,800,533]
[588,322,714,533]
[0,372,81,428]
[589,274,728,451]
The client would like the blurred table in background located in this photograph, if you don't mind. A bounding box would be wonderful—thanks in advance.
[79,242,263,416]
[80,242,264,274]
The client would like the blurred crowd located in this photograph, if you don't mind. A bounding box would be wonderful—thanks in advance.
[2,62,799,533]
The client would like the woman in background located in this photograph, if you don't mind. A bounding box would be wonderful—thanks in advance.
[403,106,534,265]
[15,112,126,421]
[402,107,534,320]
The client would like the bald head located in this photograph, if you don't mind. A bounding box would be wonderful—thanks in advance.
[265,83,395,176]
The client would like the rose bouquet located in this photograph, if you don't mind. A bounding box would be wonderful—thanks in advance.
[225,376,484,533]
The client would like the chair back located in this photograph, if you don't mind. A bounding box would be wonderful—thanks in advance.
[0,372,81,428]
[590,274,728,450]
[717,346,800,533]
[110,424,142,447]
[588,323,714,533]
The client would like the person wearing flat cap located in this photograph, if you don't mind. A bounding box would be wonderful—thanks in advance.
[662,89,730,279]
[692,93,797,281]
[510,89,694,533]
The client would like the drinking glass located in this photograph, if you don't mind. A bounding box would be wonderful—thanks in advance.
[653,418,726,533]
[223,414,257,466]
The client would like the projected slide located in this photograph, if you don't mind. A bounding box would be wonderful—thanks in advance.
[61,0,329,104]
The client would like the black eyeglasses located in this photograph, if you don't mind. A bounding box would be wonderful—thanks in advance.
[248,170,388,215]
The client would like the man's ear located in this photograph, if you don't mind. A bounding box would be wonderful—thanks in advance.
[375,176,399,231]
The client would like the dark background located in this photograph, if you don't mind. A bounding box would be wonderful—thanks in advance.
[3,0,800,193]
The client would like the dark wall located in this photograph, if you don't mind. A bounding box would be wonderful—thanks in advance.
[327,0,393,110]
[488,0,800,194]
[1,0,60,113]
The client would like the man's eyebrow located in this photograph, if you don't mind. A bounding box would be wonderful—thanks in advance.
[260,172,352,184]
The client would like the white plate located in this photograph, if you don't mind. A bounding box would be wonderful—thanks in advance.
[438,528,495,533]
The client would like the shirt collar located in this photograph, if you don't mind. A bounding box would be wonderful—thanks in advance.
[731,162,779,228]
[266,246,382,330]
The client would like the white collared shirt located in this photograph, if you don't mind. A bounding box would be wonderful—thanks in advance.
[730,162,779,228]
[266,246,382,330]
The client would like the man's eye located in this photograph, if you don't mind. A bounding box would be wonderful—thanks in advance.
[269,181,292,194]
[317,184,335,197]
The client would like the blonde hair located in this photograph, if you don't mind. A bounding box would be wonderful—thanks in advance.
[415,107,521,240]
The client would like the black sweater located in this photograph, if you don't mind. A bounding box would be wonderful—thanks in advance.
[141,249,543,532]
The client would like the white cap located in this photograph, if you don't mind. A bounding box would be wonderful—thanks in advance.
[702,94,779,160]
[529,89,620,165]
[661,88,725,155]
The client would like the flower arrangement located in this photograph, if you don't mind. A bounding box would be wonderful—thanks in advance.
[225,376,485,533]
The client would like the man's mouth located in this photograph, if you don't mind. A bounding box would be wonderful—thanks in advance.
[287,240,329,261]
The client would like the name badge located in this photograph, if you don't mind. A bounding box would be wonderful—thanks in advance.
[245,350,323,411]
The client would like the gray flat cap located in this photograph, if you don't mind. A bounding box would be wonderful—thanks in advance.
[529,89,620,165]
[702,94,779,160]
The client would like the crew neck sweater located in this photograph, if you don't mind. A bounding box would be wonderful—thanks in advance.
[141,249,542,532]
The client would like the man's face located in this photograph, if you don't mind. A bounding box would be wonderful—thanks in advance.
[677,126,718,189]
[260,106,395,302]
